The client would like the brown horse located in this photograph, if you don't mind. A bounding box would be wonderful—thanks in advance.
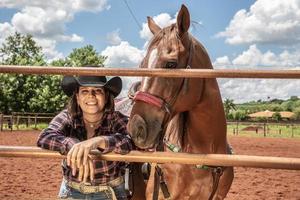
[127,5,234,200]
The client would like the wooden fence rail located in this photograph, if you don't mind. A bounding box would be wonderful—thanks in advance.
[0,145,300,170]
[1,65,300,78]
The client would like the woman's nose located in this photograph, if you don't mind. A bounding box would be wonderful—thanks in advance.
[87,90,96,96]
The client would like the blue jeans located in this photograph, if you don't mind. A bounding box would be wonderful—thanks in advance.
[58,179,128,200]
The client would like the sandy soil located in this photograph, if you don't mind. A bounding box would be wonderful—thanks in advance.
[0,130,299,200]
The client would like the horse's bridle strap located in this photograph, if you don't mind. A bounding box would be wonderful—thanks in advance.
[134,91,171,113]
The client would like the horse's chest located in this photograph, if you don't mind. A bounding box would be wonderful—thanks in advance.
[162,164,213,199]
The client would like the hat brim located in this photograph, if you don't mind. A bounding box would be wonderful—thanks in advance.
[61,76,122,97]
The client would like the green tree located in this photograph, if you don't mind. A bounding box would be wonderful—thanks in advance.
[224,98,236,119]
[0,32,46,113]
[51,45,107,67]
[232,110,248,121]
[0,32,45,66]
[272,112,282,122]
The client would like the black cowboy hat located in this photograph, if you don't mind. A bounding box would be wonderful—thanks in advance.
[61,75,122,97]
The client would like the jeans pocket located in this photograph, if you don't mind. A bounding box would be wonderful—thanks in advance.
[58,179,70,198]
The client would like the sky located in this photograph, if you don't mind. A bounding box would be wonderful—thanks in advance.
[0,0,300,103]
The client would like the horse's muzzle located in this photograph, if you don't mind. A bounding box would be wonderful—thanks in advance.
[128,114,148,148]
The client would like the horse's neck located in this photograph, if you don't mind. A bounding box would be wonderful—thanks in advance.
[184,78,227,153]
[166,38,227,154]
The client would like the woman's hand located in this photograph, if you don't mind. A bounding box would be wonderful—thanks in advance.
[67,137,106,176]
[77,156,95,183]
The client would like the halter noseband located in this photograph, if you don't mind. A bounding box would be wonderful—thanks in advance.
[133,91,172,114]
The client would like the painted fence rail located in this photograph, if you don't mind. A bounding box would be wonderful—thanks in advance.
[0,145,300,170]
[1,65,300,78]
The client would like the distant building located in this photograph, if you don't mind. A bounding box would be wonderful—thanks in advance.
[248,110,295,119]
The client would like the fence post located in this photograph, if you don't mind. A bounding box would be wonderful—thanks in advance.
[34,114,37,129]
[263,123,266,137]
[0,114,3,131]
[236,122,239,135]
[9,115,13,131]
[16,115,20,130]
[291,124,294,138]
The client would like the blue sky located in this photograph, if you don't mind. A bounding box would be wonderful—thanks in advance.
[1,0,300,102]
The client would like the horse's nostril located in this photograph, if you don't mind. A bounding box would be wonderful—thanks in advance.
[137,125,146,140]
[129,114,148,142]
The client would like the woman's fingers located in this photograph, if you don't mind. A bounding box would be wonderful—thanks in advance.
[89,158,95,181]
[76,147,85,168]
[83,161,90,183]
[83,148,90,166]
[66,147,74,166]
[78,165,84,182]
[71,145,80,176]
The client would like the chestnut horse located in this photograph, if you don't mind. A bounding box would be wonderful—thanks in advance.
[127,5,234,200]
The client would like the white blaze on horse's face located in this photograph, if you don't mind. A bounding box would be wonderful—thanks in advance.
[141,48,158,91]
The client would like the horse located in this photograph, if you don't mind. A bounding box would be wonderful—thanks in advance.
[126,4,234,200]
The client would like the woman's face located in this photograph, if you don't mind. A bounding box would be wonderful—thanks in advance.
[76,86,106,115]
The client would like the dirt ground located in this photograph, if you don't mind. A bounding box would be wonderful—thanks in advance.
[0,131,299,200]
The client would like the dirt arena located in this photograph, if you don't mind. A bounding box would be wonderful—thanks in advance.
[0,131,299,200]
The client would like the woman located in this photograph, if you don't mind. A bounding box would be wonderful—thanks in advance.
[37,74,133,200]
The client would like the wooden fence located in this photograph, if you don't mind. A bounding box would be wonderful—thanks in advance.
[0,65,299,170]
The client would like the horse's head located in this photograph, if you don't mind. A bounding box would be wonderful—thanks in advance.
[128,5,208,149]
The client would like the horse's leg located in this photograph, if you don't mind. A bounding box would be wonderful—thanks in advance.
[131,163,147,200]
[213,166,234,200]
[145,164,166,200]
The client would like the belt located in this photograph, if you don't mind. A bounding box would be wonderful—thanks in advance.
[67,176,124,200]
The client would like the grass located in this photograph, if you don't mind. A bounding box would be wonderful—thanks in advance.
[227,123,300,138]
[1,122,300,139]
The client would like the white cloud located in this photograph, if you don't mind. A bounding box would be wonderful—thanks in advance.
[0,22,15,45]
[216,0,300,45]
[106,30,122,45]
[214,45,300,102]
[101,41,144,68]
[101,41,145,98]
[218,78,300,103]
[140,13,176,41]
[213,56,232,69]
[0,0,108,60]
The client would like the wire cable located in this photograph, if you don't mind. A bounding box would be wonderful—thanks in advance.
[123,0,142,30]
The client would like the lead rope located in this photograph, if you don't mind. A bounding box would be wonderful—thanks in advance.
[208,167,224,200]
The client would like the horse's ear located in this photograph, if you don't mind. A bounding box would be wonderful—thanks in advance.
[177,4,190,37]
[147,16,161,35]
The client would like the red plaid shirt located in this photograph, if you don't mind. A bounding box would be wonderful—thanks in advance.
[37,109,133,185]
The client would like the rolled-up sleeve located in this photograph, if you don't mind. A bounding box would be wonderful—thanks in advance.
[37,110,80,155]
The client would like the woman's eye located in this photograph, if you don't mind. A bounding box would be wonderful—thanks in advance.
[165,61,177,69]
[95,89,104,95]
[81,90,89,94]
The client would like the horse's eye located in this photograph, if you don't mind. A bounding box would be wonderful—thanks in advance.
[165,61,177,69]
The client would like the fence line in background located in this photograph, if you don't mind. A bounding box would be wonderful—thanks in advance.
[1,65,300,78]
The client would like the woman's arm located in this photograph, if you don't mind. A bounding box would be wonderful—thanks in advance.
[99,111,134,154]
[37,110,80,155]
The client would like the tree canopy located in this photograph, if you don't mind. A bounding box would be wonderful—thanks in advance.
[0,32,106,114]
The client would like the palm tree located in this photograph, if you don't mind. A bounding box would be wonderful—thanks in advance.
[224,98,236,118]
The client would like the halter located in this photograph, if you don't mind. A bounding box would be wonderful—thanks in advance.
[133,35,194,123]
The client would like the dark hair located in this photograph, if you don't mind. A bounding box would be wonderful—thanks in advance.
[67,88,115,121]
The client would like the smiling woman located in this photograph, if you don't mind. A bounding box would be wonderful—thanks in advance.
[37,70,133,200]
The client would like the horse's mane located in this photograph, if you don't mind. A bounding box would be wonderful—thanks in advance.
[165,112,188,149]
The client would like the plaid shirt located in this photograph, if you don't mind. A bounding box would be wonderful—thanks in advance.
[37,109,133,185]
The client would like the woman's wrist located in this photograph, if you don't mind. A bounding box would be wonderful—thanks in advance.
[96,137,106,149]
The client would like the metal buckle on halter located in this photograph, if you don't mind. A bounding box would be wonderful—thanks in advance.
[162,103,172,114]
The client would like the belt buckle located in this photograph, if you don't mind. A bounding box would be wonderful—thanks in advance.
[79,182,86,193]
